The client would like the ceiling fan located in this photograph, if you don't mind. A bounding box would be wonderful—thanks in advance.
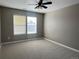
[27,0,52,9]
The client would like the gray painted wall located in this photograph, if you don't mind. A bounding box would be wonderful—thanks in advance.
[0,8,1,43]
[1,7,44,43]
[44,4,79,50]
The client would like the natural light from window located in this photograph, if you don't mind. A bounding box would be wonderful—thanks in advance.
[27,16,37,34]
[13,15,26,35]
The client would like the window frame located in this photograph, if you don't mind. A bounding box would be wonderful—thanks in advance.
[27,16,37,34]
[13,15,26,35]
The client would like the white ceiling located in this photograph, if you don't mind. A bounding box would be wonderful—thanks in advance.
[0,0,79,13]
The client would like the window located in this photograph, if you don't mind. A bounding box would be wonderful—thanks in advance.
[13,15,26,35]
[27,16,37,34]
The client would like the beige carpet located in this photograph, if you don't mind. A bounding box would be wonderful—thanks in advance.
[1,39,79,59]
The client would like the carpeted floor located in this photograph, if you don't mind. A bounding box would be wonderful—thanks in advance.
[1,39,79,59]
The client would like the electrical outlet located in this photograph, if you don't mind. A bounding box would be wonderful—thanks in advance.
[8,37,10,40]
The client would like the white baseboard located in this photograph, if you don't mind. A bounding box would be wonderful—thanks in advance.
[2,37,43,45]
[45,38,79,53]
[2,39,27,45]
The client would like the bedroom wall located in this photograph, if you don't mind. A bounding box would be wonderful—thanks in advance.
[1,7,44,43]
[44,4,79,50]
[0,8,1,44]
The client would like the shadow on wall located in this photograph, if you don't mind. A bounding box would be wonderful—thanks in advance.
[44,4,79,50]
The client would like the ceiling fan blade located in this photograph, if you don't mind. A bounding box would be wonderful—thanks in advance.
[42,2,52,5]
[42,6,47,9]
[39,0,43,4]
[35,6,39,9]
[26,4,37,5]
